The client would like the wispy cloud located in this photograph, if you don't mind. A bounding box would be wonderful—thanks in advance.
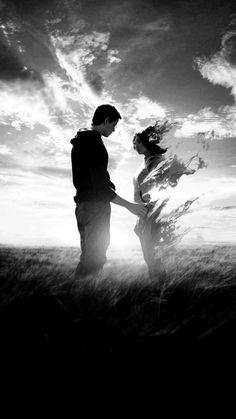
[50,30,110,99]
[0,17,168,182]
[0,144,12,155]
[175,107,236,139]
[188,27,236,139]
[0,0,235,246]
[124,96,166,124]
[212,206,236,211]
[0,72,73,137]
[195,29,236,100]
[49,27,168,161]
[34,166,71,178]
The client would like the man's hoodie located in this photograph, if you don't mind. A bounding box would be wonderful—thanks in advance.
[71,129,117,203]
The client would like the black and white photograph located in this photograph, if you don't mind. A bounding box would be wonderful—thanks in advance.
[1,0,236,409]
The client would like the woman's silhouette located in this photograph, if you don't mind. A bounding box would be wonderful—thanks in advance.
[133,121,196,281]
[133,122,170,282]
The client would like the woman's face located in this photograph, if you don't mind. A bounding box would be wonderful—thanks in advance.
[133,135,149,156]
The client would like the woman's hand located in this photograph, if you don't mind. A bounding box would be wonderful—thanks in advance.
[184,168,196,175]
[127,202,147,218]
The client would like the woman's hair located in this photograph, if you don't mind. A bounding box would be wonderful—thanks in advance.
[135,120,174,155]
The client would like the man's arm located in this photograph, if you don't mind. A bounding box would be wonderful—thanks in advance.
[111,194,147,218]
[90,162,117,201]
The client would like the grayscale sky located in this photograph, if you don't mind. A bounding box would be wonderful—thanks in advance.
[0,0,236,250]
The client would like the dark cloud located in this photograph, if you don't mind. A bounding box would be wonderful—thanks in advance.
[4,0,57,15]
[0,39,43,82]
[86,70,104,94]
[0,2,65,81]
[1,0,236,113]
[78,0,236,113]
[0,6,45,84]
[224,32,236,65]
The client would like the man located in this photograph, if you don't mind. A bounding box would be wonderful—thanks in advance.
[71,104,146,278]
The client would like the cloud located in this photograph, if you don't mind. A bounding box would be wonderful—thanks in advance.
[50,31,110,96]
[107,49,121,65]
[122,96,166,131]
[48,27,168,161]
[5,0,56,13]
[168,175,236,244]
[34,166,71,178]
[93,0,235,113]
[0,144,12,155]
[0,154,17,169]
[193,177,236,209]
[85,70,104,94]
[175,106,236,139]
[212,206,236,210]
[0,12,48,83]
[195,29,236,100]
[0,71,74,138]
[179,26,236,140]
[0,38,43,83]
[0,0,235,247]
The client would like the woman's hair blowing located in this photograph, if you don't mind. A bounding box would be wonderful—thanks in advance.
[135,120,175,154]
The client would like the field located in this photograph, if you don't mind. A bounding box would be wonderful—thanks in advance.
[1,244,236,400]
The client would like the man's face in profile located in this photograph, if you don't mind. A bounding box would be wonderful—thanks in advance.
[102,119,118,137]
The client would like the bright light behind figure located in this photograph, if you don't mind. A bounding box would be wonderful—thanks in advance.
[108,227,140,259]
[0,0,236,250]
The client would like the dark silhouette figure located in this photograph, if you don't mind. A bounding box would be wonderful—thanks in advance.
[71,104,147,279]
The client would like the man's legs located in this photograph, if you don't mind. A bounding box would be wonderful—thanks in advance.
[75,202,111,279]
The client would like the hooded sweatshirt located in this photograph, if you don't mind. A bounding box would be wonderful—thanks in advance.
[71,129,117,203]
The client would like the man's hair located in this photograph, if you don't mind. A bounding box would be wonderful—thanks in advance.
[92,104,121,125]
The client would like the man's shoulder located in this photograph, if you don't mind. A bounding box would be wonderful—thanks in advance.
[76,128,100,139]
[71,129,101,146]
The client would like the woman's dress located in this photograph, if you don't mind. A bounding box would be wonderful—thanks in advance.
[133,154,166,280]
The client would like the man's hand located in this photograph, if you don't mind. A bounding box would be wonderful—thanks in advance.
[112,194,147,217]
[127,202,147,218]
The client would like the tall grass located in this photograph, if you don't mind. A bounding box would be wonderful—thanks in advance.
[0,244,235,396]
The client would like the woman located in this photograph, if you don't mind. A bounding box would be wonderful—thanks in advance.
[133,121,171,281]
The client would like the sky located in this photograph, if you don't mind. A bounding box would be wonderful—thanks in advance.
[0,0,236,252]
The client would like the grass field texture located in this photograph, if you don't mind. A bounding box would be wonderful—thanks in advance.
[1,244,236,396]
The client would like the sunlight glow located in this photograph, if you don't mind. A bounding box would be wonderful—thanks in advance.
[109,228,140,256]
[0,4,235,249]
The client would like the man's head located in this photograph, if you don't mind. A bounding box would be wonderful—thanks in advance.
[92,104,121,137]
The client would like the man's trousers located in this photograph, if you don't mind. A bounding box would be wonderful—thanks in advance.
[75,201,111,277]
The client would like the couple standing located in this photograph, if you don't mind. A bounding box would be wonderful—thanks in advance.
[71,104,167,281]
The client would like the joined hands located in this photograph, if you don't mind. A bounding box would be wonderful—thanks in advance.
[127,202,147,218]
